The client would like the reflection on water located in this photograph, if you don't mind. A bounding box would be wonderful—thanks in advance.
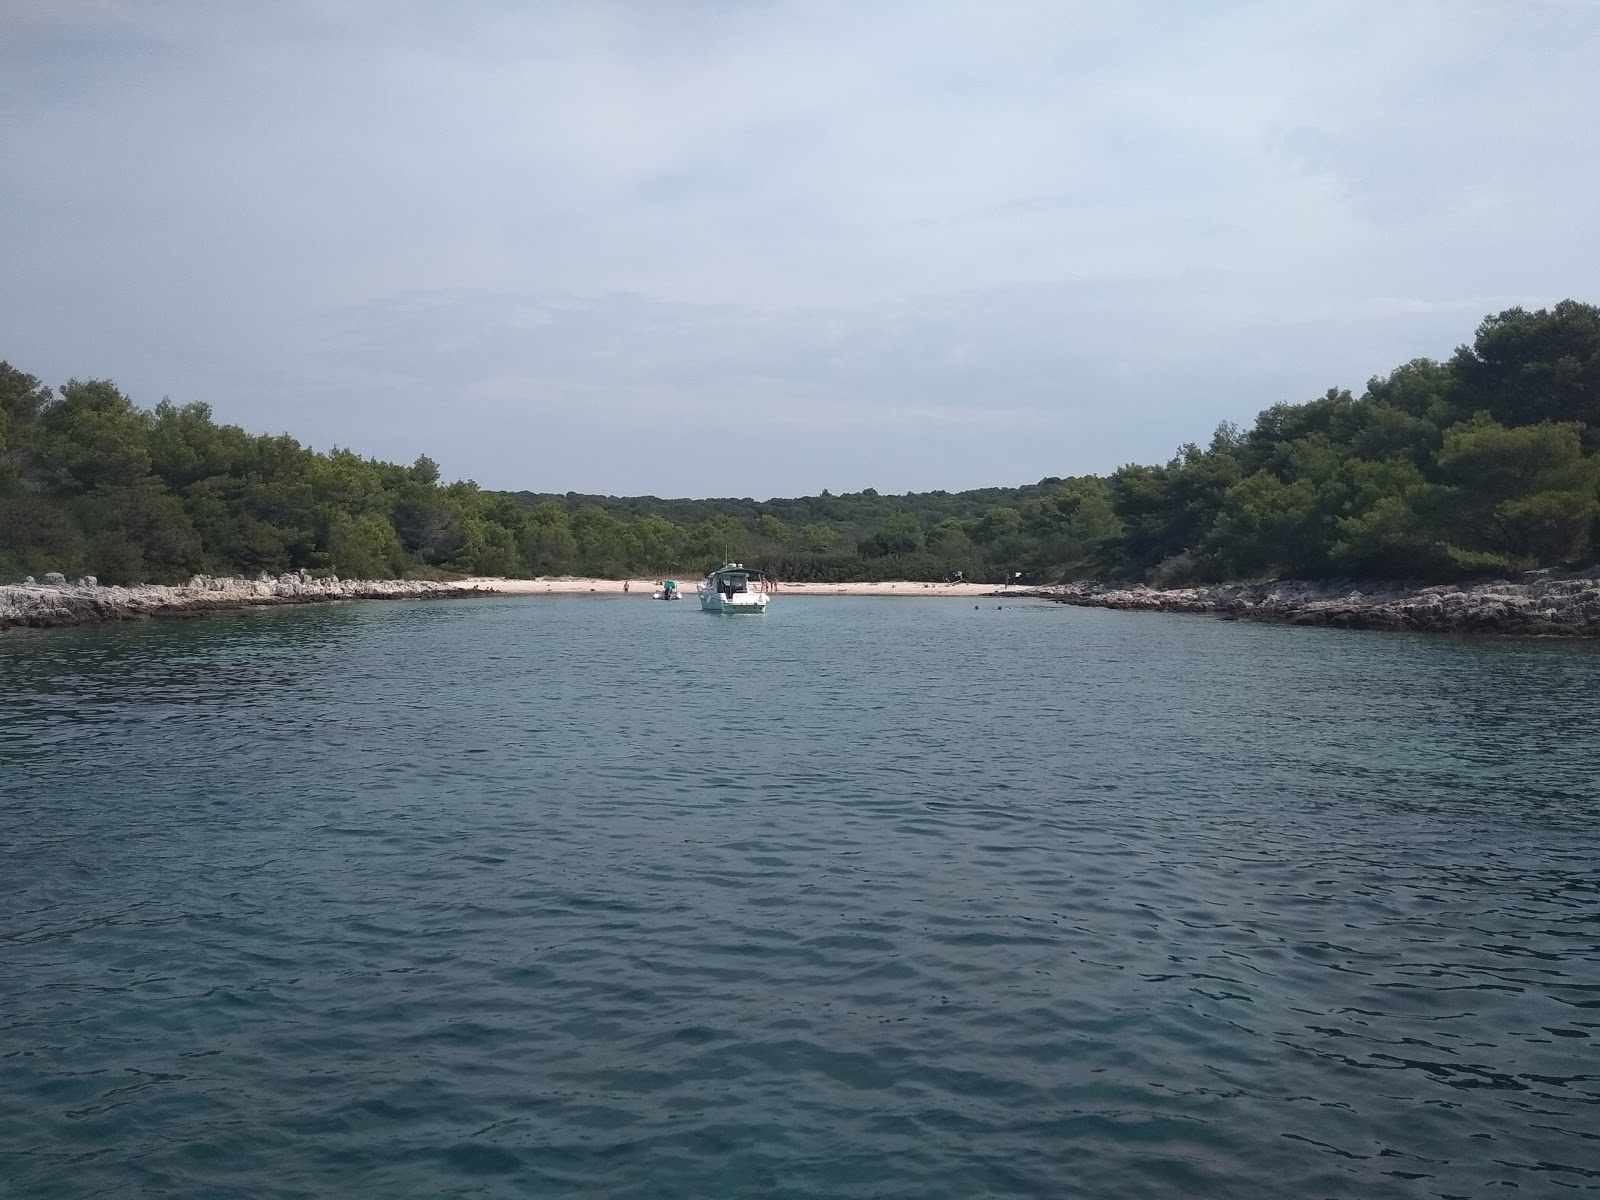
[3,596,1599,1198]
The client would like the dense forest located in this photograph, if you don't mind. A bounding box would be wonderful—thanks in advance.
[3,301,1598,586]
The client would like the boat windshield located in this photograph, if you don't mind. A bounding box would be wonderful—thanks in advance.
[707,565,766,595]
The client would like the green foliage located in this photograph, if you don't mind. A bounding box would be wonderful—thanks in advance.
[687,514,746,566]
[1436,416,1600,567]
[519,501,578,573]
[1110,441,1240,575]
[448,516,522,577]
[755,513,791,544]
[859,513,923,557]
[1019,478,1123,580]
[1326,459,1448,578]
[631,514,685,570]
[799,522,842,552]
[5,300,1600,587]
[328,513,403,579]
[1451,301,1600,440]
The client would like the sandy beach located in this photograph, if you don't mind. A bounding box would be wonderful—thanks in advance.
[467,576,1008,597]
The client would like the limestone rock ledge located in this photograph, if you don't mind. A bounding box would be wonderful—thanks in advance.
[1,572,487,631]
[1032,575,1600,637]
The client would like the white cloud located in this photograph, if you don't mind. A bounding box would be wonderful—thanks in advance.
[1,0,1597,494]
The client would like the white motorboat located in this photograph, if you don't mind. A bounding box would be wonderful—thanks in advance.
[697,564,770,613]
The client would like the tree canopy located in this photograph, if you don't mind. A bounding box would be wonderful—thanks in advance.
[4,301,1599,586]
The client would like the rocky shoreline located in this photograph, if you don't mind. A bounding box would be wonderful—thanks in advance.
[1031,574,1600,637]
[0,571,488,631]
[10,570,1600,637]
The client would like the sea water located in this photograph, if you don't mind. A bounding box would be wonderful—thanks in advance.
[2,595,1598,1198]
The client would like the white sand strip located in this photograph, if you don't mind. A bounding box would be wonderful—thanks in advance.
[466,577,1006,597]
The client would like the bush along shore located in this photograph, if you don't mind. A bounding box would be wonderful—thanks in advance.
[6,300,1600,591]
[0,571,486,631]
[1030,571,1600,636]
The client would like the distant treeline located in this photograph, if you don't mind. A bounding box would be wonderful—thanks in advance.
[3,301,1598,586]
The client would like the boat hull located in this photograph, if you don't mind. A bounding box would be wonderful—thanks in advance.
[697,589,768,613]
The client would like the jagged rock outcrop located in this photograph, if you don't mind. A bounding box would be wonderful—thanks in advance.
[1032,574,1600,637]
[0,575,487,631]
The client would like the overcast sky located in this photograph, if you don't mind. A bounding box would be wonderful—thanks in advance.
[3,1,1598,497]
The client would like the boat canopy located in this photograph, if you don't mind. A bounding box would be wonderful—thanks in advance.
[707,564,765,579]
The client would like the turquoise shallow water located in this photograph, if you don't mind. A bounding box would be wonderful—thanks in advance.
[2,594,1598,1198]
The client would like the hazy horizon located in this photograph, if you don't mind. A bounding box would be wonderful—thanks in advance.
[4,1,1598,498]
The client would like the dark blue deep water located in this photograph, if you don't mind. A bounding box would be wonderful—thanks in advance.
[3,595,1599,1198]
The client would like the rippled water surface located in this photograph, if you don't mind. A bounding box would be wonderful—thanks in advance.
[3,595,1599,1198]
